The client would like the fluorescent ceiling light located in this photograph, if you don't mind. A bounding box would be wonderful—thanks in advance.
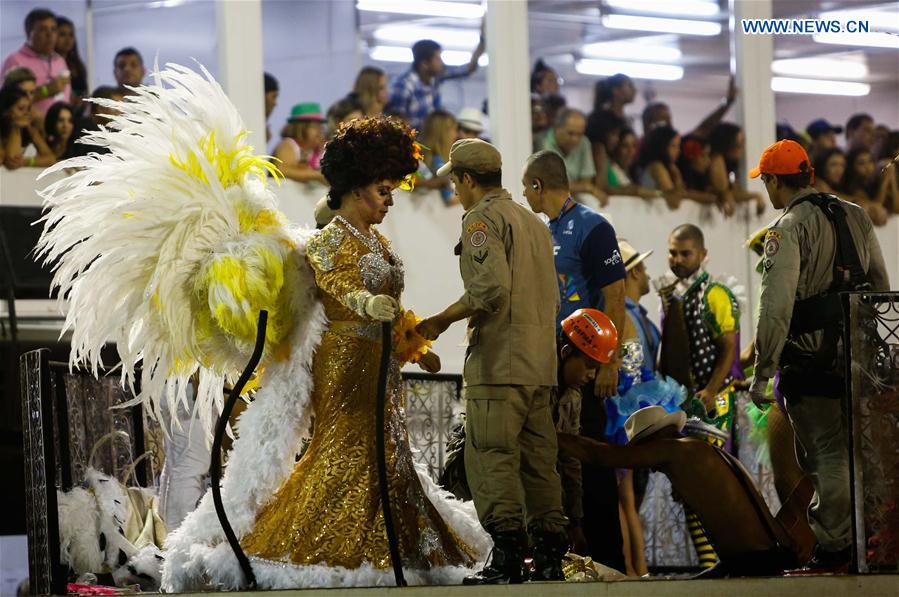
[374,25,481,49]
[370,46,487,66]
[576,59,684,81]
[602,14,722,36]
[582,41,681,62]
[356,0,484,19]
[813,32,899,49]
[771,77,870,97]
[772,57,868,79]
[370,46,412,63]
[604,0,718,18]
[819,7,899,32]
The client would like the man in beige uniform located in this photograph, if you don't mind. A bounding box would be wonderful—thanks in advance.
[748,140,889,571]
[418,139,567,584]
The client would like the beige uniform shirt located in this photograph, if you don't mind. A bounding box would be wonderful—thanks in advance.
[458,188,560,386]
[754,188,890,379]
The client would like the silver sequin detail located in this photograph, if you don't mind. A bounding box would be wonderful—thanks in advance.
[620,339,645,380]
[359,252,392,293]
[307,226,345,272]
[334,215,381,254]
[331,322,381,341]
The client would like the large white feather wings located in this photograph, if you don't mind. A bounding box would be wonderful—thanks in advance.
[36,63,309,435]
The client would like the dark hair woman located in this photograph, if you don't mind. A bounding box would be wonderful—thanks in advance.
[812,147,846,195]
[0,86,55,169]
[320,116,420,210]
[55,17,88,110]
[591,73,635,119]
[44,101,76,158]
[842,147,892,225]
[707,122,764,217]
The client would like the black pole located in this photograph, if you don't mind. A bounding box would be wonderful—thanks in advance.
[210,310,268,589]
[377,320,406,586]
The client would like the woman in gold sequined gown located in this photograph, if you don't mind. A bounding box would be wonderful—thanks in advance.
[238,118,485,584]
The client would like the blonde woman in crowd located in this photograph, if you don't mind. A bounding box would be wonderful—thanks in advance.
[273,103,327,184]
[353,66,389,117]
[416,109,457,203]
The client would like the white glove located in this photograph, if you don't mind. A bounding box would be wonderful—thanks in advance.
[365,294,398,322]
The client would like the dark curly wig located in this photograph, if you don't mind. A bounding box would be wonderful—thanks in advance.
[320,116,420,209]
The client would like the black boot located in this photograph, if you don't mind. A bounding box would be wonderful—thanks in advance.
[529,530,569,581]
[463,531,526,585]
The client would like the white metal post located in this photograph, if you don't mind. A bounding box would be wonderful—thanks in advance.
[730,0,776,329]
[485,0,532,200]
[730,0,775,195]
[215,0,266,154]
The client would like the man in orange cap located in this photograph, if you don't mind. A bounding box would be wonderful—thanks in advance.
[749,139,890,571]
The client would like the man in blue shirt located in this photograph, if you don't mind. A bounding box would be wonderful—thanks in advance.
[386,36,486,130]
[523,150,628,572]
[618,239,661,371]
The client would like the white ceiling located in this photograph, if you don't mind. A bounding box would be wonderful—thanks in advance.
[358,0,899,91]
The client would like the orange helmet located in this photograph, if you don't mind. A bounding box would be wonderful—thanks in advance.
[561,308,618,364]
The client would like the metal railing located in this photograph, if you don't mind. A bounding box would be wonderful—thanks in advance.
[845,292,899,573]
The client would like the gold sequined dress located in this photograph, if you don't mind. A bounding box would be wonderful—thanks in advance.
[240,216,478,575]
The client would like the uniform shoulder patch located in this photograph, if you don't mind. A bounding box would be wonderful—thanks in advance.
[466,221,488,235]
[763,229,781,271]
[469,229,487,247]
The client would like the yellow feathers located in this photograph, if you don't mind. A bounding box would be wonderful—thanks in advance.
[192,232,295,368]
[169,130,283,189]
[236,204,288,236]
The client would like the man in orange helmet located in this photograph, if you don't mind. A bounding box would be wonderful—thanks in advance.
[553,309,619,559]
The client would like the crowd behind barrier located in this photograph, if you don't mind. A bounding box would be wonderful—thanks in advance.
[4,167,897,375]
[3,7,898,230]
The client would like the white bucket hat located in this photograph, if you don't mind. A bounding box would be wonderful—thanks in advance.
[625,406,687,444]
[456,107,484,133]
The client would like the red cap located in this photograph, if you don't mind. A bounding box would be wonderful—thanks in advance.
[749,139,813,179]
[561,308,618,364]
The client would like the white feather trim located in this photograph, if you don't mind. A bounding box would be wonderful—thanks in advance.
[412,461,492,560]
[57,487,103,574]
[85,468,137,569]
[112,545,164,591]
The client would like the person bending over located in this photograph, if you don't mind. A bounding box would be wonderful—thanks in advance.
[559,406,805,578]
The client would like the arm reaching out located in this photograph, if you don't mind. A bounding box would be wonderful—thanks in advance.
[557,433,673,470]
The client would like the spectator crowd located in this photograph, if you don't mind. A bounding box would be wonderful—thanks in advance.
[3,7,897,225]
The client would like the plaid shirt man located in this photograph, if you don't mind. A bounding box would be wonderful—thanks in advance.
[386,66,470,130]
